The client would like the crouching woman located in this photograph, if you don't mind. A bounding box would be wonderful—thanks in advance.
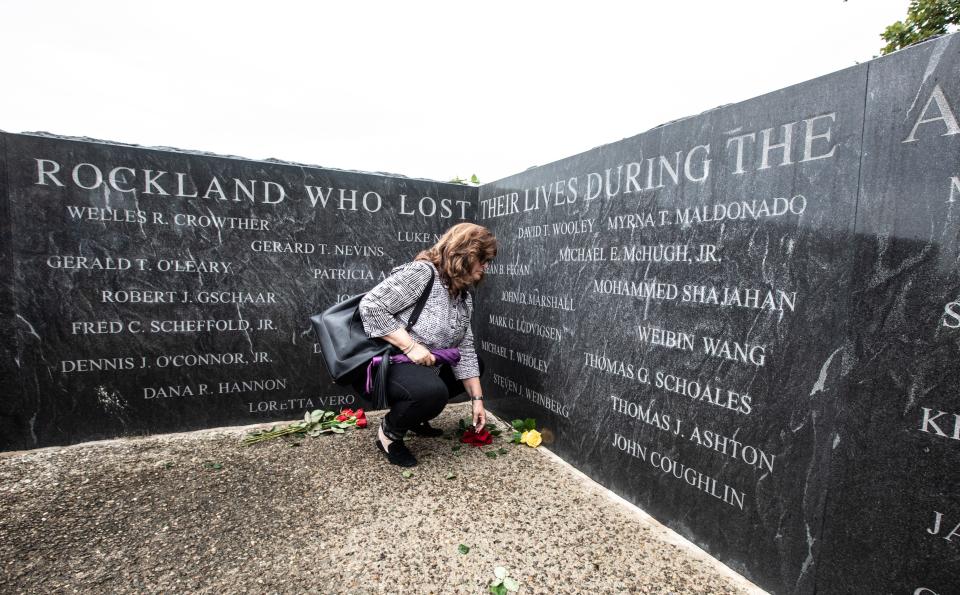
[358,223,497,467]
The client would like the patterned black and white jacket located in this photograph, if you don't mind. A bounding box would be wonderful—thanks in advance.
[358,260,479,380]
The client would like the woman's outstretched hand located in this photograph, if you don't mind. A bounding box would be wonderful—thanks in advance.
[472,400,486,431]
[407,343,436,366]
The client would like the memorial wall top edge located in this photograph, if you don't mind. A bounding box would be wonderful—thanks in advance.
[0,130,475,189]
[481,32,957,189]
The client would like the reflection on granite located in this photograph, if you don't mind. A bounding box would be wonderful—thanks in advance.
[815,34,960,595]
[475,62,869,593]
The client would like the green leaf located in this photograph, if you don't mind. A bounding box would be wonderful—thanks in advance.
[331,427,345,434]
[458,544,470,554]
[458,418,467,431]
[878,0,960,55]
[304,411,312,424]
[498,447,507,455]
[310,410,323,423]
[503,576,520,592]
[485,451,497,459]
[308,429,321,437]
[524,418,536,431]
[452,444,462,452]
[337,422,351,429]
[470,174,480,184]
[494,567,508,580]
[490,583,507,595]
[511,419,525,431]
[446,471,456,480]
[323,411,335,420]
[489,429,502,436]
[401,470,413,478]
[511,432,522,444]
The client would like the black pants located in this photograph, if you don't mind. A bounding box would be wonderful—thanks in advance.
[375,359,484,441]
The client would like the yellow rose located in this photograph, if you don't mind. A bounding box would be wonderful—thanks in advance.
[520,430,530,445]
[524,429,542,448]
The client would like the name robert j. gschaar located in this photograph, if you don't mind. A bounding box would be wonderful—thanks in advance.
[99,290,276,305]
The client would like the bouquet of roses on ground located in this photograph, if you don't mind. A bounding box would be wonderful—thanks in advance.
[457,417,502,446]
[510,418,542,447]
[242,408,367,446]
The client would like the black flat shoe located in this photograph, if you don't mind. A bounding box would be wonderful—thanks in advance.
[409,421,445,437]
[374,437,418,467]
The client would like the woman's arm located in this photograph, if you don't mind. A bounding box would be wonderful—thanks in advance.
[450,317,480,379]
[358,261,435,365]
[379,328,435,366]
[462,376,485,430]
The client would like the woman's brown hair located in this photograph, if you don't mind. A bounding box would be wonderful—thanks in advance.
[416,223,497,298]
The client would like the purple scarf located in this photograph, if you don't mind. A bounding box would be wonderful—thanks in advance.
[364,348,461,394]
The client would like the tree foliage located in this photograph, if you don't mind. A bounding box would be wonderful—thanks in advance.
[880,0,960,55]
[448,174,480,185]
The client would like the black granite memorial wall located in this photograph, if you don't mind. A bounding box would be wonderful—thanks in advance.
[0,133,476,450]
[473,36,960,595]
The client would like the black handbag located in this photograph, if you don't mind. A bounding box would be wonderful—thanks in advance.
[310,269,435,409]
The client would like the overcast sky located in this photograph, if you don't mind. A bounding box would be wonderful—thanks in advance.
[1,1,912,183]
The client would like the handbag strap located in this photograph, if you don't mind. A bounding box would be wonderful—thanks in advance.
[404,268,435,332]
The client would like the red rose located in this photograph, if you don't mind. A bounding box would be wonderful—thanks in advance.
[460,426,492,446]
[341,409,354,417]
[354,409,367,428]
[335,414,348,422]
